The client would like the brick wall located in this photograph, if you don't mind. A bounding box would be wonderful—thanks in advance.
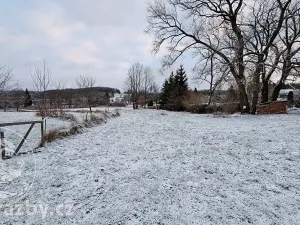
[256,101,287,114]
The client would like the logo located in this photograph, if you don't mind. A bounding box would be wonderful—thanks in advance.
[0,128,36,207]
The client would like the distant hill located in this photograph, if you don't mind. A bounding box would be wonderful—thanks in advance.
[29,86,121,96]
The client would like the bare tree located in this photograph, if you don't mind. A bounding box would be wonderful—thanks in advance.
[0,66,14,91]
[31,59,51,92]
[0,66,17,111]
[193,51,230,105]
[76,75,97,113]
[124,63,144,109]
[147,0,250,112]
[147,0,292,113]
[143,67,155,108]
[271,2,300,100]
[150,82,160,107]
[10,89,24,112]
[243,0,292,110]
[31,59,52,118]
[48,82,67,115]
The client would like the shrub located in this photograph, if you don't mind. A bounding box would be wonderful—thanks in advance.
[218,103,240,114]
[186,104,208,114]
[42,129,60,144]
[114,109,120,117]
[185,103,239,114]
[108,102,127,107]
[90,114,104,124]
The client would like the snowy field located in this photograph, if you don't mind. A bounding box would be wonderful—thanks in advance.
[1,109,300,224]
[0,111,72,150]
[0,108,124,152]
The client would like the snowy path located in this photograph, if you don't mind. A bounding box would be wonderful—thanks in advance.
[1,110,300,224]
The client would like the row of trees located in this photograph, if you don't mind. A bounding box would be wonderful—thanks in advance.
[124,62,159,109]
[0,88,32,112]
[147,0,300,113]
[0,66,23,111]
[0,60,120,114]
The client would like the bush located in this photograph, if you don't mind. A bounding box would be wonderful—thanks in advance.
[108,102,127,107]
[90,114,104,124]
[220,102,240,114]
[185,103,240,114]
[186,104,208,114]
[114,109,120,117]
[42,129,61,144]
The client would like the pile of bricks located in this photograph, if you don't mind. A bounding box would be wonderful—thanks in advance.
[256,101,287,114]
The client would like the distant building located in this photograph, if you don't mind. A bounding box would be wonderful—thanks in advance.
[110,93,124,103]
[110,93,129,103]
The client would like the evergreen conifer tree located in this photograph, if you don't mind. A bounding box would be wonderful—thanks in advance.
[159,66,188,111]
[24,88,32,107]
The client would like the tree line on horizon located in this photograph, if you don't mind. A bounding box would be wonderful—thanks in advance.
[0,61,121,114]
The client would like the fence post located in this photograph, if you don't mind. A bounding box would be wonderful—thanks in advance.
[44,119,47,134]
[41,120,44,146]
[1,129,5,159]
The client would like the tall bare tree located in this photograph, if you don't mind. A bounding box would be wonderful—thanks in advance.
[0,66,17,111]
[271,2,300,100]
[150,82,160,107]
[193,51,230,105]
[10,89,24,112]
[147,0,250,112]
[143,67,155,107]
[48,82,66,115]
[147,0,292,113]
[244,0,292,110]
[0,66,14,91]
[124,63,144,109]
[31,59,52,118]
[76,75,97,113]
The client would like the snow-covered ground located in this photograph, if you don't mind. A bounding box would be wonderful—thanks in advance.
[0,109,121,151]
[0,112,72,150]
[1,109,300,224]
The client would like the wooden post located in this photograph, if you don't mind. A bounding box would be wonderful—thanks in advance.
[44,119,47,134]
[41,120,44,146]
[1,130,5,159]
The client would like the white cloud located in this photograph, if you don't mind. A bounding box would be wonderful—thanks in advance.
[0,0,197,91]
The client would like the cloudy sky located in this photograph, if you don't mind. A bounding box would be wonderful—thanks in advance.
[0,0,197,91]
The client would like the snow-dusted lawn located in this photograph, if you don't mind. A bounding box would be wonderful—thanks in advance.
[1,109,300,224]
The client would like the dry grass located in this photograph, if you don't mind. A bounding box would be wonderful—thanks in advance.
[39,109,121,146]
[43,129,60,143]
